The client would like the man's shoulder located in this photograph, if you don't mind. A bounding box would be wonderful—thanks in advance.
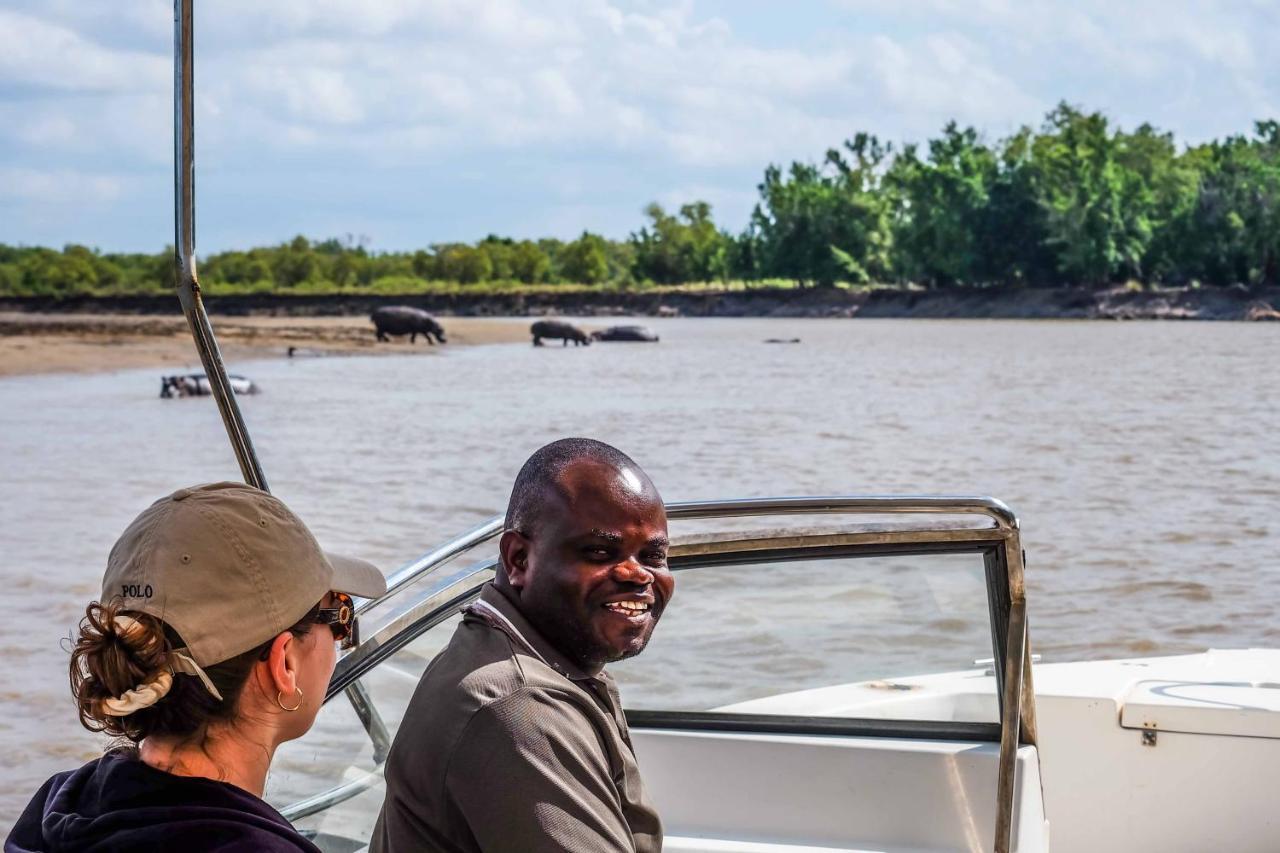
[434,617,528,702]
[387,616,597,786]
[406,616,583,729]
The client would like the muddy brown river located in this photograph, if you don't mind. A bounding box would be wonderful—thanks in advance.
[2,317,1277,827]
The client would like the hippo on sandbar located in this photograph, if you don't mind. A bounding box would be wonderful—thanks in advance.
[591,324,659,343]
[371,306,447,344]
[531,319,591,347]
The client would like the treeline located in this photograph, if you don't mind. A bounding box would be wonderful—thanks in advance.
[4,103,1279,297]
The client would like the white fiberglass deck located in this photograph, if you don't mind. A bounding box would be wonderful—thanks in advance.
[708,649,1280,853]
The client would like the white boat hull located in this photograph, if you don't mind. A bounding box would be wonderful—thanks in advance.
[668,649,1280,852]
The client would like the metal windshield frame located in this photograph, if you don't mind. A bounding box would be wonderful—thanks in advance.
[316,495,1035,853]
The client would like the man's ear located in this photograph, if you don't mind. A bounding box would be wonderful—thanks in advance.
[498,529,532,592]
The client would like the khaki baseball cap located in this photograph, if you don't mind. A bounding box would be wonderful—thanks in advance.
[102,482,386,667]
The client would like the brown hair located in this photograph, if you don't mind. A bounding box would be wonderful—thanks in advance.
[70,599,316,743]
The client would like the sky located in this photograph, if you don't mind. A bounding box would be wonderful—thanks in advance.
[1,0,1277,254]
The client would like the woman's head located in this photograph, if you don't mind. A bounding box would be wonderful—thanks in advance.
[70,483,384,748]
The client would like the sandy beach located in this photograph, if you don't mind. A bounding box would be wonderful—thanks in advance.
[0,314,534,377]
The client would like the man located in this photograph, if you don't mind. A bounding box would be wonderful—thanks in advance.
[372,438,674,852]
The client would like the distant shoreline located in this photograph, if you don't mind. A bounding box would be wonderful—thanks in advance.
[2,285,1279,322]
[3,286,1277,378]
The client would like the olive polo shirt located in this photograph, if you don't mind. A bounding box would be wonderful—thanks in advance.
[371,582,663,853]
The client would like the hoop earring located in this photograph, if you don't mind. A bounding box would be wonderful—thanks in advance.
[276,688,303,712]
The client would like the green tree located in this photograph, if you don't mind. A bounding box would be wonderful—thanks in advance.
[509,240,551,283]
[330,251,360,287]
[19,247,98,295]
[559,232,610,284]
[205,250,274,286]
[434,243,492,283]
[752,133,895,286]
[888,123,996,288]
[272,236,318,287]
[728,230,762,281]
[974,128,1058,286]
[631,201,730,283]
[1165,122,1280,285]
[410,249,437,279]
[1028,104,1152,285]
[1115,124,1201,282]
[0,262,18,295]
[477,236,515,280]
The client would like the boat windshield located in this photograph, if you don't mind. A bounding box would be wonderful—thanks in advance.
[265,497,1032,851]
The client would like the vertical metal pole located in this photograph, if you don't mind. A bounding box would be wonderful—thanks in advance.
[173,0,268,490]
[173,0,389,778]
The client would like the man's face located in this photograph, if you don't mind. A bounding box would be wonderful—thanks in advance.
[502,459,673,671]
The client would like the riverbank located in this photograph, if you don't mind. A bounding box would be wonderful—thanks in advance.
[3,283,1277,377]
[3,284,1279,321]
[0,314,530,377]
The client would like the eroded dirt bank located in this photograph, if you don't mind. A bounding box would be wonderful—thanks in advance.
[3,284,1280,321]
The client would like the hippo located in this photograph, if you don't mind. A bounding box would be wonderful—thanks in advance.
[160,373,258,398]
[531,319,591,347]
[371,306,447,344]
[591,324,659,343]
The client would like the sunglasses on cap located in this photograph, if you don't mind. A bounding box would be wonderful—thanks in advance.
[311,592,358,651]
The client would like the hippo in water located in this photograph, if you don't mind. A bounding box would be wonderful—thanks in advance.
[371,306,447,344]
[591,324,659,343]
[160,373,258,398]
[531,319,591,347]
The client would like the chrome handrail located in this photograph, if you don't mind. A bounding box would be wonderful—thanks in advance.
[354,494,1017,616]
[335,494,1018,697]
[281,766,385,823]
[669,495,1017,529]
[334,559,497,698]
[358,517,504,615]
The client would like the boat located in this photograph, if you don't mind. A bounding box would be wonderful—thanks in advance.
[164,4,1280,851]
[265,503,1279,853]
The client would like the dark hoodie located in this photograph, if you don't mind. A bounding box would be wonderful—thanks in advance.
[6,749,320,853]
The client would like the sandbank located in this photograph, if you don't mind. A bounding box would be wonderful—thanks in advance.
[0,314,532,378]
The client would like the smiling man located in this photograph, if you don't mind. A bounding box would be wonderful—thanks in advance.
[372,438,672,853]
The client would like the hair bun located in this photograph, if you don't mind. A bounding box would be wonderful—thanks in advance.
[105,612,166,659]
[70,602,173,735]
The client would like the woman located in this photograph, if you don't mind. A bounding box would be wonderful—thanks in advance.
[7,482,386,852]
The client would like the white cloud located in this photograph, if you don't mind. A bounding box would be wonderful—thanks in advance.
[863,33,1040,131]
[2,0,1279,249]
[832,0,1278,138]
[0,9,167,94]
[0,167,125,203]
[14,114,76,146]
[654,183,759,226]
[242,64,366,126]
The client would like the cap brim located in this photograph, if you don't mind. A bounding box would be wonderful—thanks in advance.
[325,552,387,599]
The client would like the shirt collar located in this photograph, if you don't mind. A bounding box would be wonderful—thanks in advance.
[468,583,602,682]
